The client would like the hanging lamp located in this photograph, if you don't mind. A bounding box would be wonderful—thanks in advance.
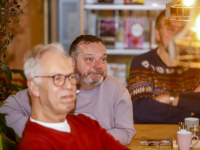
[166,0,200,68]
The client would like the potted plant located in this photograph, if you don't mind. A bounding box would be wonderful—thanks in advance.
[0,0,27,149]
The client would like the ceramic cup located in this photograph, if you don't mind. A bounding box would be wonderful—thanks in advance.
[184,117,199,131]
[177,130,199,150]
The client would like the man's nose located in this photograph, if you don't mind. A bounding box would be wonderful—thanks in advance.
[93,60,102,69]
[62,78,73,89]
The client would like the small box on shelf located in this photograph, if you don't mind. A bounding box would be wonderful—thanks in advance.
[124,0,144,5]
[97,0,114,4]
[99,18,116,48]
[124,19,145,49]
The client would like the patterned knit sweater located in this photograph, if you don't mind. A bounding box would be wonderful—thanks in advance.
[128,49,200,124]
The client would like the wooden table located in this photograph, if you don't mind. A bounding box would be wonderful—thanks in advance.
[127,124,199,150]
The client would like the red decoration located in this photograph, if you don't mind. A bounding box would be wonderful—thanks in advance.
[132,39,138,45]
[127,33,131,38]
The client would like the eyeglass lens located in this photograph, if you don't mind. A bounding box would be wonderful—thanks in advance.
[53,74,78,86]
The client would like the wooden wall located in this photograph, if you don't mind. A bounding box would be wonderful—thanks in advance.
[5,0,43,86]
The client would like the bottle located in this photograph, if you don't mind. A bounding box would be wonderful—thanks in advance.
[178,122,185,131]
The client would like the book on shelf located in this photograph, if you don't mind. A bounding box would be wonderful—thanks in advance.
[97,0,113,3]
[107,63,127,86]
[170,134,200,148]
[140,139,173,149]
[99,18,116,48]
[124,0,144,5]
[124,19,144,49]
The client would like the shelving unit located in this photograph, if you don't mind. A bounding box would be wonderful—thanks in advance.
[84,3,166,10]
[84,1,171,56]
[106,49,149,55]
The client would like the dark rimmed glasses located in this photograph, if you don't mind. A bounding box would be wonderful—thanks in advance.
[34,73,80,87]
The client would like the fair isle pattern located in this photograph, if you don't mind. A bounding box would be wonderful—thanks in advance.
[141,60,189,74]
[128,60,200,101]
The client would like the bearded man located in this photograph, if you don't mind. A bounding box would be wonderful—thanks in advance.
[0,35,135,145]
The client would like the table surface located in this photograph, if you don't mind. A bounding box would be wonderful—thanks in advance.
[127,124,199,150]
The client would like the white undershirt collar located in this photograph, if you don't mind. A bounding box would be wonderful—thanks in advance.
[30,117,70,132]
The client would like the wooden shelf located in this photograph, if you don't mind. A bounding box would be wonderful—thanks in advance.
[84,3,166,10]
[106,49,149,55]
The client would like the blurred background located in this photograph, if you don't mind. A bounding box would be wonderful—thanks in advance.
[6,0,171,87]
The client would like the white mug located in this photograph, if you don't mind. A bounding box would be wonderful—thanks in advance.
[177,130,199,150]
[184,117,199,131]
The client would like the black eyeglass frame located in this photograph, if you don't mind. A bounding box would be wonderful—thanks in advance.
[34,73,80,87]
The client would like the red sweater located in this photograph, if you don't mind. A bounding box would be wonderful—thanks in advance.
[17,114,130,150]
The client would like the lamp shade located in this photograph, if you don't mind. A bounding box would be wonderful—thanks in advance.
[167,0,200,68]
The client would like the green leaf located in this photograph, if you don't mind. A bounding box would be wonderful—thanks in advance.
[11,69,27,81]
[17,19,19,23]
[10,84,27,92]
[0,101,6,107]
[9,84,19,92]
[0,62,12,83]
[1,132,17,150]
[5,39,9,46]
[1,46,7,52]
[0,114,6,127]
[0,132,3,150]
[0,114,20,143]
[2,91,12,100]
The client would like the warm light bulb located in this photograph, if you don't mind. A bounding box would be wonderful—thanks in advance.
[183,0,195,7]
[195,14,200,40]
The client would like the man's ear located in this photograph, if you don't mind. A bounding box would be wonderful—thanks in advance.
[155,28,160,41]
[27,79,40,97]
[69,56,75,70]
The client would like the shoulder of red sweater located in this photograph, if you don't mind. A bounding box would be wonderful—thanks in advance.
[67,113,90,120]
[67,114,98,125]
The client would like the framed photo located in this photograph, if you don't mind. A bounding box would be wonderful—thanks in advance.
[124,19,144,49]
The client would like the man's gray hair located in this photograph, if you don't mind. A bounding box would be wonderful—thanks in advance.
[23,43,66,81]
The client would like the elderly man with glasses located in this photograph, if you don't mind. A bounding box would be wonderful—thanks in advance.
[17,43,130,149]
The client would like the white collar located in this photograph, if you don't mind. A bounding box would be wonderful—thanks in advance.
[30,117,70,132]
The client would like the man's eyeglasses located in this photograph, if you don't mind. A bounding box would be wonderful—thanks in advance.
[34,73,80,87]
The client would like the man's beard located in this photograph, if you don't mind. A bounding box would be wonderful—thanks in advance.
[78,69,106,87]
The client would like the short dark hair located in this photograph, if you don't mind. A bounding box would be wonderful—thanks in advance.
[155,10,166,29]
[156,9,179,30]
[69,35,104,61]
